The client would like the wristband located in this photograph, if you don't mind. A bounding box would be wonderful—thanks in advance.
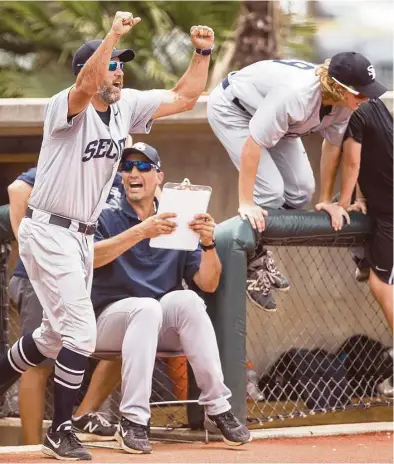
[195,47,213,56]
[200,238,216,251]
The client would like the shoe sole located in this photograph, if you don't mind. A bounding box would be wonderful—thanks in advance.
[204,419,252,446]
[273,285,290,293]
[42,445,92,461]
[75,431,116,442]
[115,431,151,454]
[246,292,277,313]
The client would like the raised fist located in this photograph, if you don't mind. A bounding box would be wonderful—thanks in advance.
[190,25,215,50]
[111,11,141,38]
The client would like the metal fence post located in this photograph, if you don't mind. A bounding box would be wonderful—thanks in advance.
[0,242,11,358]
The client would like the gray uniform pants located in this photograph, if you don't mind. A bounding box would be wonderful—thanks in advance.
[95,289,232,425]
[8,276,54,367]
[18,212,96,359]
[207,84,315,209]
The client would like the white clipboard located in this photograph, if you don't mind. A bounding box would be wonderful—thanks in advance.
[149,178,212,251]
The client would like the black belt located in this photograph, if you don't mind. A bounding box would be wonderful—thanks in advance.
[26,207,97,235]
[222,75,248,113]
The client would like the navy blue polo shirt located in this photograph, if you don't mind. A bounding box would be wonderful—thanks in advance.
[91,197,202,317]
[18,167,37,187]
[12,169,124,279]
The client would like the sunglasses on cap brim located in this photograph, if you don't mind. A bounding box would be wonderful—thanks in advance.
[77,61,124,72]
[121,160,160,173]
[331,77,368,99]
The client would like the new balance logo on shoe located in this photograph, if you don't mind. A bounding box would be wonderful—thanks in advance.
[83,422,98,434]
[72,412,117,437]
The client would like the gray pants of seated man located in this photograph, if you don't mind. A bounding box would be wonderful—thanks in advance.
[95,289,232,425]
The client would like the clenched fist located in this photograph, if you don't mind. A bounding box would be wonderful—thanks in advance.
[190,25,215,50]
[111,11,141,38]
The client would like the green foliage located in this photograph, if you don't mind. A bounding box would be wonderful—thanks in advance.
[279,11,317,61]
[0,1,240,97]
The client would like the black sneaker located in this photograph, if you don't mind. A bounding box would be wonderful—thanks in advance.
[115,416,152,454]
[376,376,394,399]
[352,254,370,282]
[247,267,277,312]
[204,410,251,446]
[259,250,290,291]
[72,412,117,437]
[42,427,92,461]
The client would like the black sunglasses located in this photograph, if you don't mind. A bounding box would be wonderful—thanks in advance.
[121,160,159,173]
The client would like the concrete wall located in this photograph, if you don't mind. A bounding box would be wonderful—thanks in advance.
[0,127,334,221]
[0,93,392,218]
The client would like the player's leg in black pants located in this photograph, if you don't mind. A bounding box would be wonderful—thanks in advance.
[0,333,47,396]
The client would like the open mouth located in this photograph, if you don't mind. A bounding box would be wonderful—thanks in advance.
[113,82,122,89]
[129,182,143,190]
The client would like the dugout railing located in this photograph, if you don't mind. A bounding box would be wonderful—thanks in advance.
[0,211,392,430]
[206,211,393,426]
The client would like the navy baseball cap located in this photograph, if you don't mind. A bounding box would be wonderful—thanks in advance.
[122,142,161,169]
[72,39,135,75]
[328,52,387,98]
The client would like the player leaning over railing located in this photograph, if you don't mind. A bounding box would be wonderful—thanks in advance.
[207,51,386,312]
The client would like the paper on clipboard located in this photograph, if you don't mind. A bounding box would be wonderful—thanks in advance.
[149,179,212,251]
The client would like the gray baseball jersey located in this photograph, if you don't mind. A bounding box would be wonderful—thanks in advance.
[29,87,161,223]
[208,58,354,209]
[19,87,162,359]
[226,59,353,147]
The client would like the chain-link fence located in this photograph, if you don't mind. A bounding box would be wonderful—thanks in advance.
[1,261,199,428]
[1,305,196,429]
[1,239,392,429]
[246,242,393,426]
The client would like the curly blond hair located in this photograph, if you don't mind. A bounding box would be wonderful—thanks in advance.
[316,59,347,102]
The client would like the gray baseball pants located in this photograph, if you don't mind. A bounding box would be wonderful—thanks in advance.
[8,276,54,367]
[18,212,96,359]
[95,289,232,425]
[207,84,315,209]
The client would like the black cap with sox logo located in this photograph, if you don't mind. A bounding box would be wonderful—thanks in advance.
[328,52,387,98]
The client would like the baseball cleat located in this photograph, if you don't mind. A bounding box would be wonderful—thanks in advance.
[247,268,277,312]
[376,376,394,399]
[250,250,291,291]
[204,410,252,446]
[42,427,92,461]
[72,412,117,437]
[115,416,152,454]
[355,266,370,282]
[352,254,370,282]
